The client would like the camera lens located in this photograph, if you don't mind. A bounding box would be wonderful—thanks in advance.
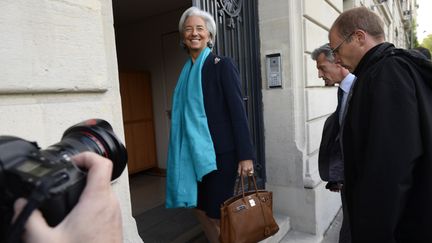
[45,119,127,180]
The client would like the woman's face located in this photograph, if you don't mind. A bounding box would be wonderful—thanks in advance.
[182,15,210,54]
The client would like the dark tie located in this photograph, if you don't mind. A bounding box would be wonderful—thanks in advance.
[336,87,343,114]
[336,87,343,125]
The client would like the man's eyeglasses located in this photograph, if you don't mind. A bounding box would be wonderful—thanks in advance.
[331,32,354,56]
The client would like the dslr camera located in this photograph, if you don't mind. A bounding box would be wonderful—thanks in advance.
[0,119,127,241]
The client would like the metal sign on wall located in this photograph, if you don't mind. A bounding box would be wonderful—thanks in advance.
[192,0,266,183]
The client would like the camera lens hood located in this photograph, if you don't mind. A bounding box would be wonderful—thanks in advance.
[61,119,128,181]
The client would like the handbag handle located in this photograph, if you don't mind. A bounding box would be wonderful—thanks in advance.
[237,172,260,200]
[235,174,253,195]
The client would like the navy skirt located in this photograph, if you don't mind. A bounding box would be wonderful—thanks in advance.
[196,151,238,219]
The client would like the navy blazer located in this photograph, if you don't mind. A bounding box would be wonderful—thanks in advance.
[201,53,255,161]
[318,112,344,183]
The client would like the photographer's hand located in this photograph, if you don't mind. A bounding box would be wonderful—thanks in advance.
[13,152,123,243]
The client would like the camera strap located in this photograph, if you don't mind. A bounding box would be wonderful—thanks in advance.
[7,179,56,243]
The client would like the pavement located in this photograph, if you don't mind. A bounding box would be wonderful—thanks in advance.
[321,208,343,243]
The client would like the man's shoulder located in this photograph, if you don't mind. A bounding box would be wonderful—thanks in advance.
[383,47,432,88]
[382,48,431,68]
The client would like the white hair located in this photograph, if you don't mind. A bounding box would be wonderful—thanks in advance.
[178,6,216,49]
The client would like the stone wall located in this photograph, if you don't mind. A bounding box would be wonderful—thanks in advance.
[0,0,142,242]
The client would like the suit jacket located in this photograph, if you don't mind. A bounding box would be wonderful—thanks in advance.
[201,53,255,161]
[344,42,432,242]
[318,112,344,183]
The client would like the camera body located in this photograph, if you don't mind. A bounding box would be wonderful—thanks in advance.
[0,137,86,227]
[0,119,127,240]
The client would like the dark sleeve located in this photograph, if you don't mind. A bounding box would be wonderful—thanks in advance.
[318,112,343,182]
[219,57,255,161]
[351,58,422,241]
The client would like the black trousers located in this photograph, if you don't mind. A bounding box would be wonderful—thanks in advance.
[339,186,351,243]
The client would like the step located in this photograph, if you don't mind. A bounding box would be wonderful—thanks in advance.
[260,213,291,243]
[171,212,290,243]
[279,230,323,243]
[278,207,343,243]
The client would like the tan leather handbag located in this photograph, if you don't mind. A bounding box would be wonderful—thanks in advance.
[220,175,279,243]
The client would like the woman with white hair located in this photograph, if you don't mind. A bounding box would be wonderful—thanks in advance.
[166,6,255,242]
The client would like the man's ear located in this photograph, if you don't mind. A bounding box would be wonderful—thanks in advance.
[353,29,367,44]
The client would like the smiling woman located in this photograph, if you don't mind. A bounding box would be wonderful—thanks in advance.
[181,16,212,60]
[166,6,256,243]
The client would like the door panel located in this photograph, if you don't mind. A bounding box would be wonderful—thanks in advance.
[120,71,158,174]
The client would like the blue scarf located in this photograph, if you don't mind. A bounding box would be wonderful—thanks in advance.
[166,47,217,208]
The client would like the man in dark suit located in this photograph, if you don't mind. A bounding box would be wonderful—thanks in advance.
[329,7,432,242]
[312,43,355,243]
